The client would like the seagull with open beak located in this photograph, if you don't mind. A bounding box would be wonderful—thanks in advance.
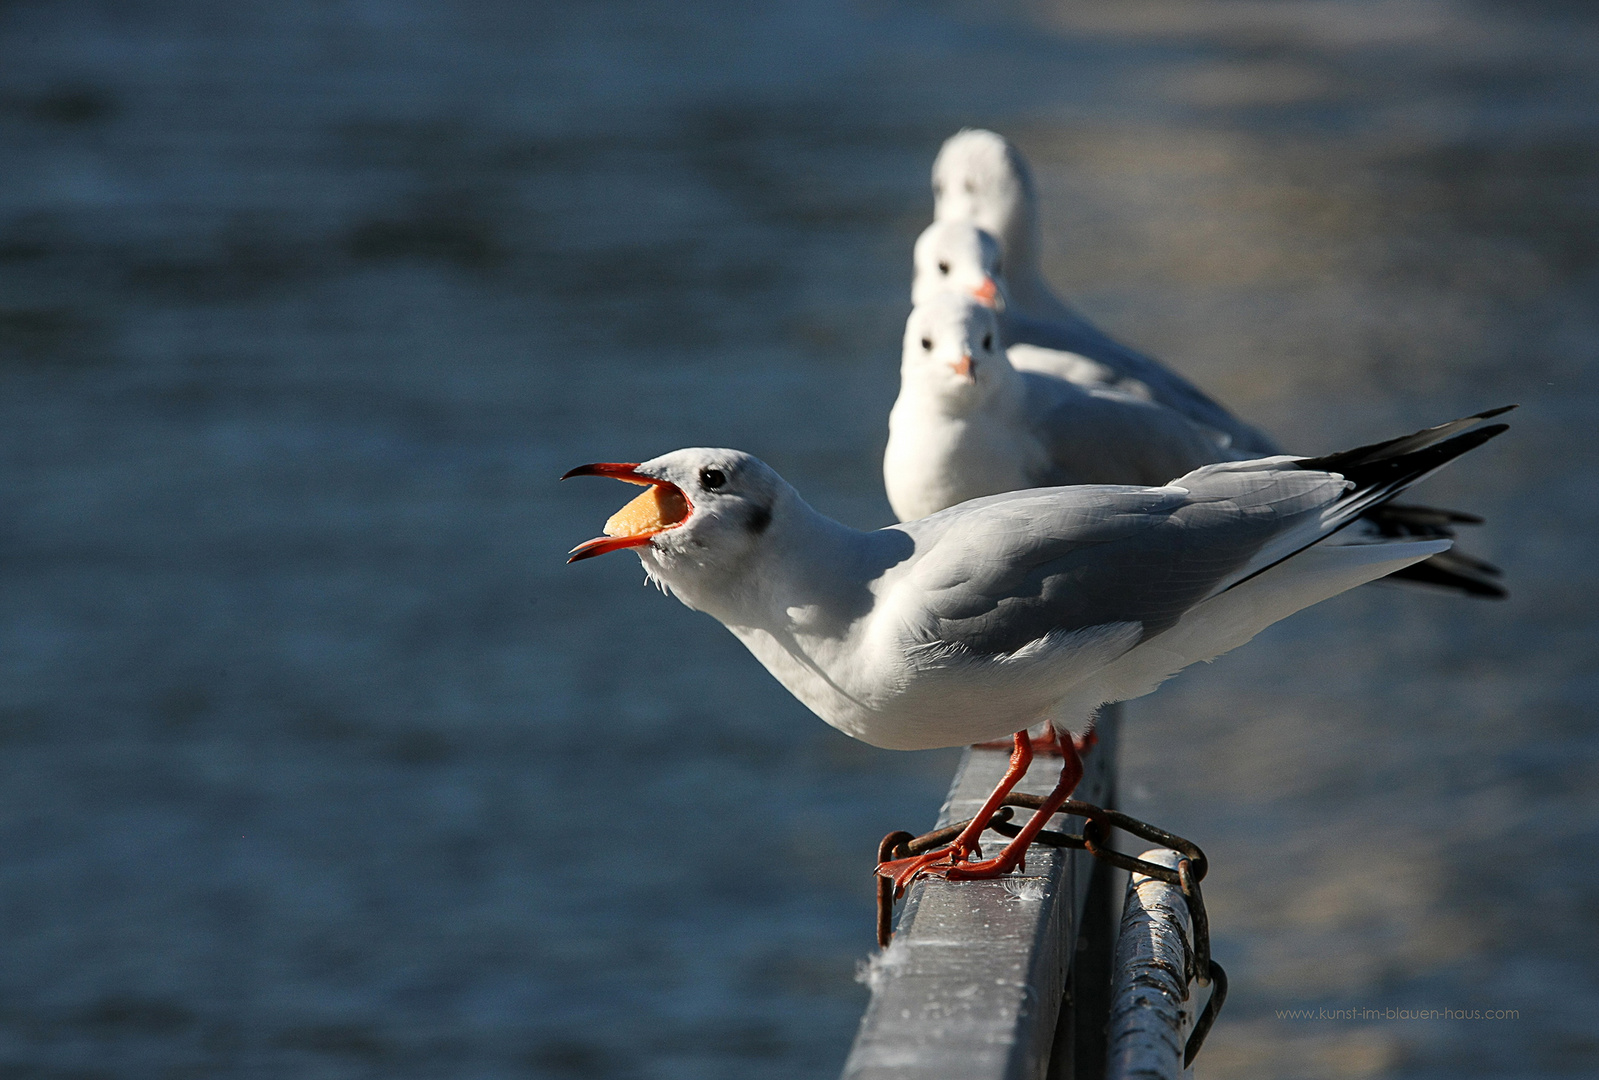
[565,412,1508,891]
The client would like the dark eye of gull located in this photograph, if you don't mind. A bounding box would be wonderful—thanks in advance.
[938,261,949,275]
[921,337,932,352]
[982,333,992,351]
[699,467,726,490]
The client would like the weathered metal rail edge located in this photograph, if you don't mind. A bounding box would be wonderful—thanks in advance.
[842,707,1120,1080]
[1105,848,1213,1080]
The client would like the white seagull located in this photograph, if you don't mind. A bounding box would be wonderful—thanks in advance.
[564,411,1508,888]
[930,129,1280,455]
[911,219,1150,396]
[884,291,1506,597]
[885,293,1234,521]
[913,210,1505,597]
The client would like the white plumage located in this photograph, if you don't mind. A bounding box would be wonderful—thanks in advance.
[567,413,1503,752]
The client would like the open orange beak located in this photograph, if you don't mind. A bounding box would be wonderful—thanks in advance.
[971,277,999,307]
[562,463,692,562]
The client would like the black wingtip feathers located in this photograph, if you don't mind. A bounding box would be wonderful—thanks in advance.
[1300,411,1512,600]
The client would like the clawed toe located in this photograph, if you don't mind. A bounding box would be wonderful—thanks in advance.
[876,847,959,893]
[944,850,1024,880]
[877,841,1029,891]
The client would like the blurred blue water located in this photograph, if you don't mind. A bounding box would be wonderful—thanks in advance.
[1,1,1596,1077]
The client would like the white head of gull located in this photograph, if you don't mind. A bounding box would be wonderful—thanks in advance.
[911,219,1008,311]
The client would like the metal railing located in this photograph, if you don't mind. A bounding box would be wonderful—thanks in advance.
[844,707,1223,1079]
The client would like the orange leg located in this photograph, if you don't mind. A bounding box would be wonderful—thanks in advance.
[876,731,1035,894]
[974,724,1055,755]
[946,736,1083,880]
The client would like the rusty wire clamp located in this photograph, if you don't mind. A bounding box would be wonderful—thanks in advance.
[875,795,1227,1067]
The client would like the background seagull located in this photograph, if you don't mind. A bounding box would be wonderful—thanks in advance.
[914,212,1275,453]
[565,411,1507,887]
[932,130,1280,455]
[885,292,1234,521]
[916,191,1505,597]
[912,218,1151,396]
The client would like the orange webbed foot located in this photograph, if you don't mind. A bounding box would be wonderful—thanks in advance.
[877,841,978,893]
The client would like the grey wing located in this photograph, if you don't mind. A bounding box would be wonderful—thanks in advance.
[1005,309,1282,457]
[900,470,1339,658]
[1018,373,1244,489]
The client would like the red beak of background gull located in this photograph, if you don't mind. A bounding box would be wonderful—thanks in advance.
[561,462,693,562]
[971,277,998,306]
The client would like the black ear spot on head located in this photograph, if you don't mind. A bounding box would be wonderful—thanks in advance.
[746,505,772,535]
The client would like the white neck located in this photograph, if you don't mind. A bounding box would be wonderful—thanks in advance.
[653,495,887,637]
[1002,226,1076,321]
[884,363,1036,521]
[646,502,917,740]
